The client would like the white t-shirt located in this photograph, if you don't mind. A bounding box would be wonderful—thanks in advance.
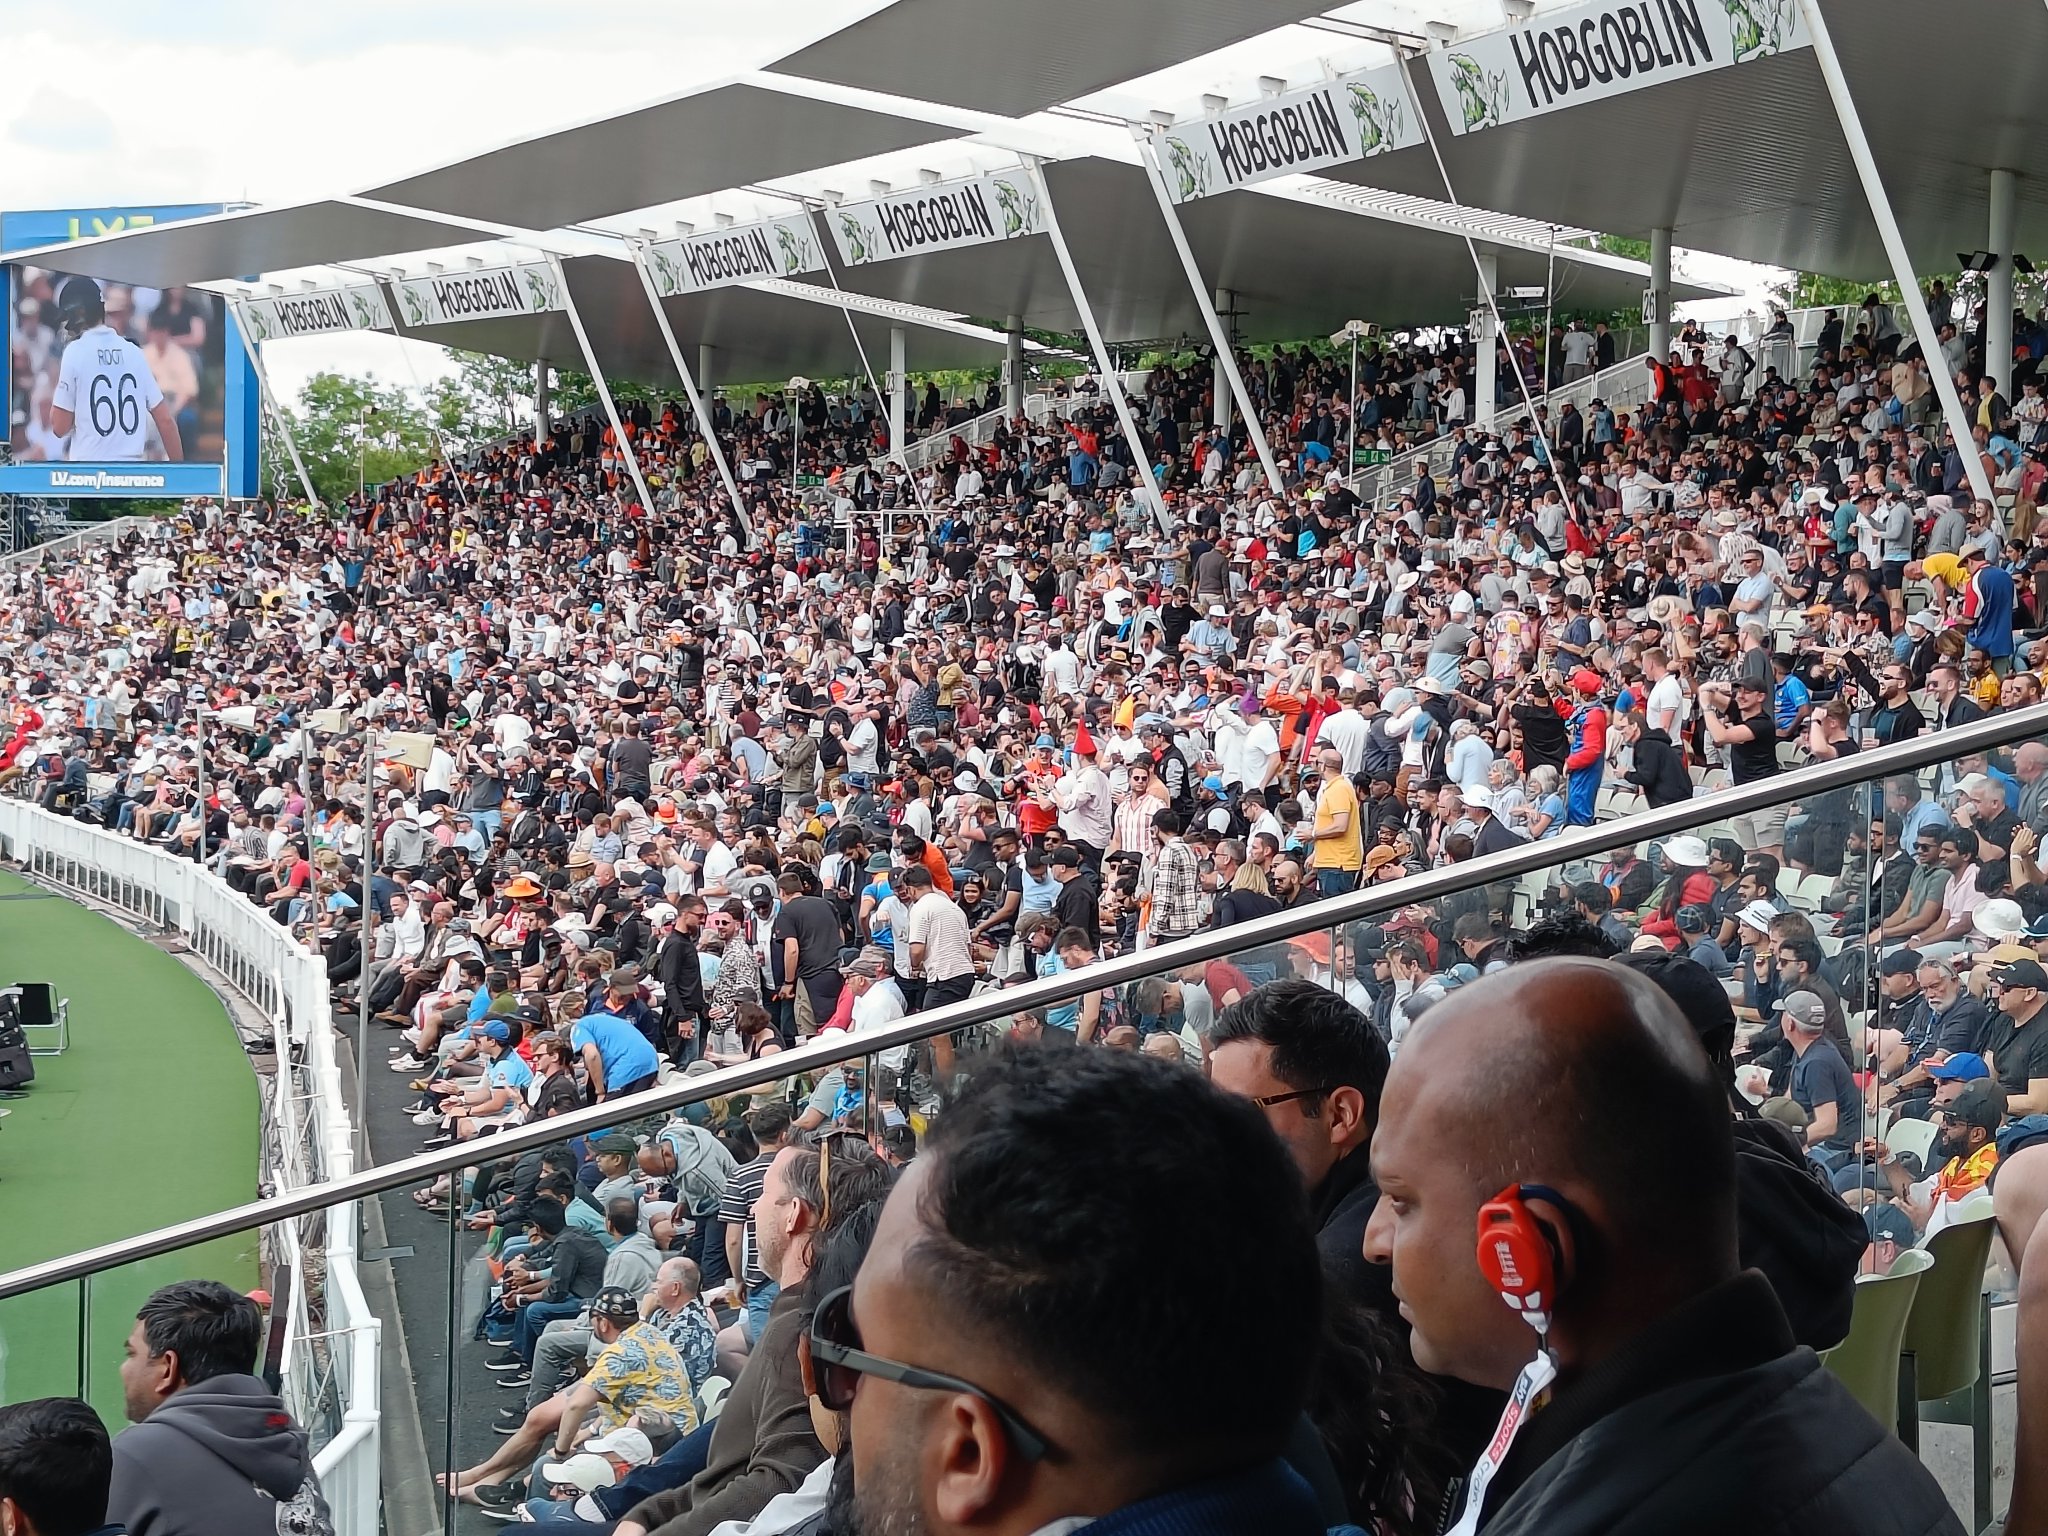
[1646,674,1687,737]
[54,326,164,462]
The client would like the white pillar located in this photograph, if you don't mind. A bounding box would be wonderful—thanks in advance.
[548,254,657,518]
[1004,314,1024,418]
[888,326,907,471]
[534,358,550,434]
[1988,169,2018,403]
[1025,157,1174,535]
[228,299,321,508]
[1474,254,1499,434]
[1648,227,1672,362]
[624,241,749,529]
[697,344,715,393]
[1794,0,1996,508]
[1212,290,1235,436]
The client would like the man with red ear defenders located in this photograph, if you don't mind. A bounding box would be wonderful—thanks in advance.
[1365,958,1960,1536]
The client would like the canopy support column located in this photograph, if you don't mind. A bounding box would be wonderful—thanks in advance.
[1796,0,1996,506]
[1211,295,1234,437]
[1025,157,1173,536]
[624,241,749,532]
[1135,133,1282,492]
[1648,228,1672,363]
[889,326,907,475]
[228,298,321,509]
[1004,314,1024,419]
[1988,169,2018,408]
[548,255,657,518]
[1474,254,1499,434]
[534,358,550,436]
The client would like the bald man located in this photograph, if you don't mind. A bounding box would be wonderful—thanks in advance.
[1366,959,1960,1536]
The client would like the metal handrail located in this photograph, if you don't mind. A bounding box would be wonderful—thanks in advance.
[4,700,2045,1299]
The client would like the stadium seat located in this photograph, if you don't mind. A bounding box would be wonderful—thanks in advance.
[1898,1205,1999,1529]
[1821,1248,1933,1433]
[1883,1116,1937,1171]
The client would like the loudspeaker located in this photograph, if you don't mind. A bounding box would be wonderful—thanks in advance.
[0,990,32,1090]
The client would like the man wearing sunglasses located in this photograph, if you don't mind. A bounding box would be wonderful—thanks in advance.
[824,1048,1340,1536]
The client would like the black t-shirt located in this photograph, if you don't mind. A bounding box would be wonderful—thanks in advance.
[1729,708,1780,784]
[1052,874,1101,952]
[770,894,844,980]
[1982,1009,2048,1101]
[608,738,654,789]
[1789,1040,1859,1151]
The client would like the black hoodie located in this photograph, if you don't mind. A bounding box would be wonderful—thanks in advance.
[110,1373,330,1536]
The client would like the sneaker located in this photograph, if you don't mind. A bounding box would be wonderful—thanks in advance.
[475,1478,527,1508]
[390,1055,428,1072]
[402,1028,425,1049]
[477,1507,522,1523]
[493,1407,522,1433]
[483,1349,525,1371]
[422,1134,456,1149]
[498,1368,532,1388]
[410,1109,441,1126]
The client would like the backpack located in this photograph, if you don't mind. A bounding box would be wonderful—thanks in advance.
[1362,718,1400,780]
[658,1120,738,1216]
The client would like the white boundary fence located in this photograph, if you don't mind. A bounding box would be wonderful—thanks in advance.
[0,800,376,1535]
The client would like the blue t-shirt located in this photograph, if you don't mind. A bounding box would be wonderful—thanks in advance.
[572,1013,659,1091]
[1038,950,1079,1032]
[1773,674,1810,732]
[488,1052,534,1094]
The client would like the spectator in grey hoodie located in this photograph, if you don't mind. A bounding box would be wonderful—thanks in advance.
[110,1280,329,1536]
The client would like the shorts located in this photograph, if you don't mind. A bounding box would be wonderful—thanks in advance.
[1732,803,1789,851]
[1881,560,1906,592]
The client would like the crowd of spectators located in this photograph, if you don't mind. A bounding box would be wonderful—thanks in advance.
[8,282,2048,1531]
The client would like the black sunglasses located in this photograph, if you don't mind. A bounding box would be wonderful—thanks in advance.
[808,1285,1051,1460]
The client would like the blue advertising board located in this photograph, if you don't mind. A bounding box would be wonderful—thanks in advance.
[3,204,259,499]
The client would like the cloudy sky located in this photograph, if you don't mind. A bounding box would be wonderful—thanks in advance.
[2,0,1782,407]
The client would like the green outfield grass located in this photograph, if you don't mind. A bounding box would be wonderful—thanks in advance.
[0,866,260,1421]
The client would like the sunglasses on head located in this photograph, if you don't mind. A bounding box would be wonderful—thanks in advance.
[807,1285,1051,1460]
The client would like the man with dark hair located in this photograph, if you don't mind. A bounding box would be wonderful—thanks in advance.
[1366,960,1957,1534]
[111,1279,329,1535]
[0,1397,116,1536]
[835,1047,1333,1536]
[1208,978,1392,1309]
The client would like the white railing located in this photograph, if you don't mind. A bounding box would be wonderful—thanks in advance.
[0,800,374,1534]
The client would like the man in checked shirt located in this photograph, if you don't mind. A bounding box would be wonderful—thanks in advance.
[1147,808,1204,949]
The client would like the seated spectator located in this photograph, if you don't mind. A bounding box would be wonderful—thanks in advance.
[0,1395,118,1536]
[110,1280,330,1534]
[1364,959,1958,1534]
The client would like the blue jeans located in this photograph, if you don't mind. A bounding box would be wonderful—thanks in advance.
[514,1297,586,1363]
[744,1280,781,1345]
[1315,869,1357,897]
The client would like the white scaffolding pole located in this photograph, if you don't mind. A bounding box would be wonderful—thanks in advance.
[1133,128,1286,497]
[228,299,321,508]
[546,254,658,518]
[624,239,750,528]
[1795,0,1995,507]
[1024,157,1174,535]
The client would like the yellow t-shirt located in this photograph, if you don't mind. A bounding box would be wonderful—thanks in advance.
[1922,552,1965,589]
[1311,777,1364,872]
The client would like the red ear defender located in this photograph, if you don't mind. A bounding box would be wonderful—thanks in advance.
[1475,1183,1569,1334]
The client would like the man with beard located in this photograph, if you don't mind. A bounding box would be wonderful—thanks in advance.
[1861,1076,2003,1237]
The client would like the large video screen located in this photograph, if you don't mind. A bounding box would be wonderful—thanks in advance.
[7,264,227,466]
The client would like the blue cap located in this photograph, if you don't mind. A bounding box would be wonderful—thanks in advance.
[1202,774,1224,792]
[816,802,836,816]
[1865,1203,1916,1247]
[481,1020,512,1044]
[1927,1052,1989,1082]
[1035,733,1057,748]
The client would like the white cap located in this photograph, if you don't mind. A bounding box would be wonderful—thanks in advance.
[583,1425,654,1464]
[541,1453,619,1491]
[1737,899,1780,932]
[1462,784,1495,811]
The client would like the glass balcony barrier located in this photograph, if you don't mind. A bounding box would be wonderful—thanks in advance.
[4,700,2042,1533]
